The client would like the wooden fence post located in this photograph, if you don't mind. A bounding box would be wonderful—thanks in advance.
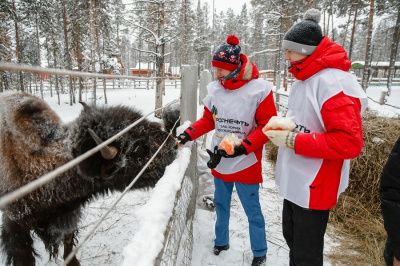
[155,65,198,265]
[180,65,198,125]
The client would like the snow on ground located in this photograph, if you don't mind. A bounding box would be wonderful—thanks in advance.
[191,140,337,266]
[0,81,398,266]
[122,135,192,266]
[192,147,290,266]
[365,84,400,117]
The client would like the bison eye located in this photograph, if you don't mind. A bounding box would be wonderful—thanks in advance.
[100,164,118,180]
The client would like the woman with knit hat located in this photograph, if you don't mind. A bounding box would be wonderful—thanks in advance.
[262,9,367,266]
[177,35,277,265]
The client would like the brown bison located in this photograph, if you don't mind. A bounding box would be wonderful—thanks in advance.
[0,92,178,266]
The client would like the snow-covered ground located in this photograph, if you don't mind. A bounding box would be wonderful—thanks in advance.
[191,139,337,266]
[364,84,400,117]
[0,81,398,266]
[191,148,292,266]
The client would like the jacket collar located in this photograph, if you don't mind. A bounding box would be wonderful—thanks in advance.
[288,37,351,81]
[220,54,259,90]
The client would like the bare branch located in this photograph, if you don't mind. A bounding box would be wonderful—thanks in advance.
[249,49,280,58]
[122,18,159,43]
[131,47,160,57]
[162,31,182,44]
[130,34,157,45]
[124,0,161,5]
[265,33,284,36]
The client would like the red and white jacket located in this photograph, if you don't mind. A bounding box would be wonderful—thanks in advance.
[276,37,368,210]
[185,55,277,184]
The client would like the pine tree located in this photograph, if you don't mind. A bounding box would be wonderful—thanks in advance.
[193,0,210,72]
[237,4,250,54]
[385,1,400,96]
[0,10,12,92]
[361,0,375,90]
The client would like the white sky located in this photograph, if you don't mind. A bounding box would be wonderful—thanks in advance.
[201,0,251,15]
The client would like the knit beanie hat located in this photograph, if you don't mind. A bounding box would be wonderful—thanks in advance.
[212,35,241,71]
[282,9,323,55]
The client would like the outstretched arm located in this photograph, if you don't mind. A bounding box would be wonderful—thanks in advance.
[183,106,215,141]
[295,92,364,160]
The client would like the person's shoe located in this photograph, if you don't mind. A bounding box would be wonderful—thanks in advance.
[213,244,229,255]
[251,255,266,266]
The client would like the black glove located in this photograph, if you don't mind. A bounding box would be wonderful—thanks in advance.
[177,131,191,145]
[206,146,222,169]
[219,144,247,158]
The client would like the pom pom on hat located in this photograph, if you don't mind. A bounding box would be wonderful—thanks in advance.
[226,35,240,45]
[304,8,321,23]
[282,9,323,55]
[212,35,242,71]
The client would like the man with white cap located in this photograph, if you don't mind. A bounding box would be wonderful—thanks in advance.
[263,8,367,266]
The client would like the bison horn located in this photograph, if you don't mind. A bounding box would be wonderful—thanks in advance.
[79,101,91,112]
[88,128,118,160]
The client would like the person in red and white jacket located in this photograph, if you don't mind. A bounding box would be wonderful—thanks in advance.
[262,9,367,266]
[177,35,277,266]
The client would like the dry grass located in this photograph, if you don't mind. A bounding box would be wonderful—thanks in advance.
[330,112,400,265]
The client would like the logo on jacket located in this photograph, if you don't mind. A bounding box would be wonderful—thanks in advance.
[295,124,311,133]
[216,118,249,127]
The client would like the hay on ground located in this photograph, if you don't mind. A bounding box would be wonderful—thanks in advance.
[329,111,400,266]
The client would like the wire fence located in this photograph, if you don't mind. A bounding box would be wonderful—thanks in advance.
[368,95,400,110]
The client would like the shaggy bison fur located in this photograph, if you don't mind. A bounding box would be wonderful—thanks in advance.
[0,92,179,265]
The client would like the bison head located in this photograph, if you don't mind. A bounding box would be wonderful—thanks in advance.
[70,102,179,191]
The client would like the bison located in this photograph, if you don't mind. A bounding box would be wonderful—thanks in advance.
[0,92,179,266]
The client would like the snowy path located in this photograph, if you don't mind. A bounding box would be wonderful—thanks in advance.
[191,146,336,266]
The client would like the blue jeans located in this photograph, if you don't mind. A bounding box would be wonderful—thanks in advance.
[213,177,267,257]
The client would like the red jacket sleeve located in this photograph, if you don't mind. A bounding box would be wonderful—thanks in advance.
[184,106,215,141]
[242,91,277,153]
[294,92,363,159]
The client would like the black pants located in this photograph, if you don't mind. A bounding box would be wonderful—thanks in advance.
[282,199,330,266]
[384,237,398,266]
